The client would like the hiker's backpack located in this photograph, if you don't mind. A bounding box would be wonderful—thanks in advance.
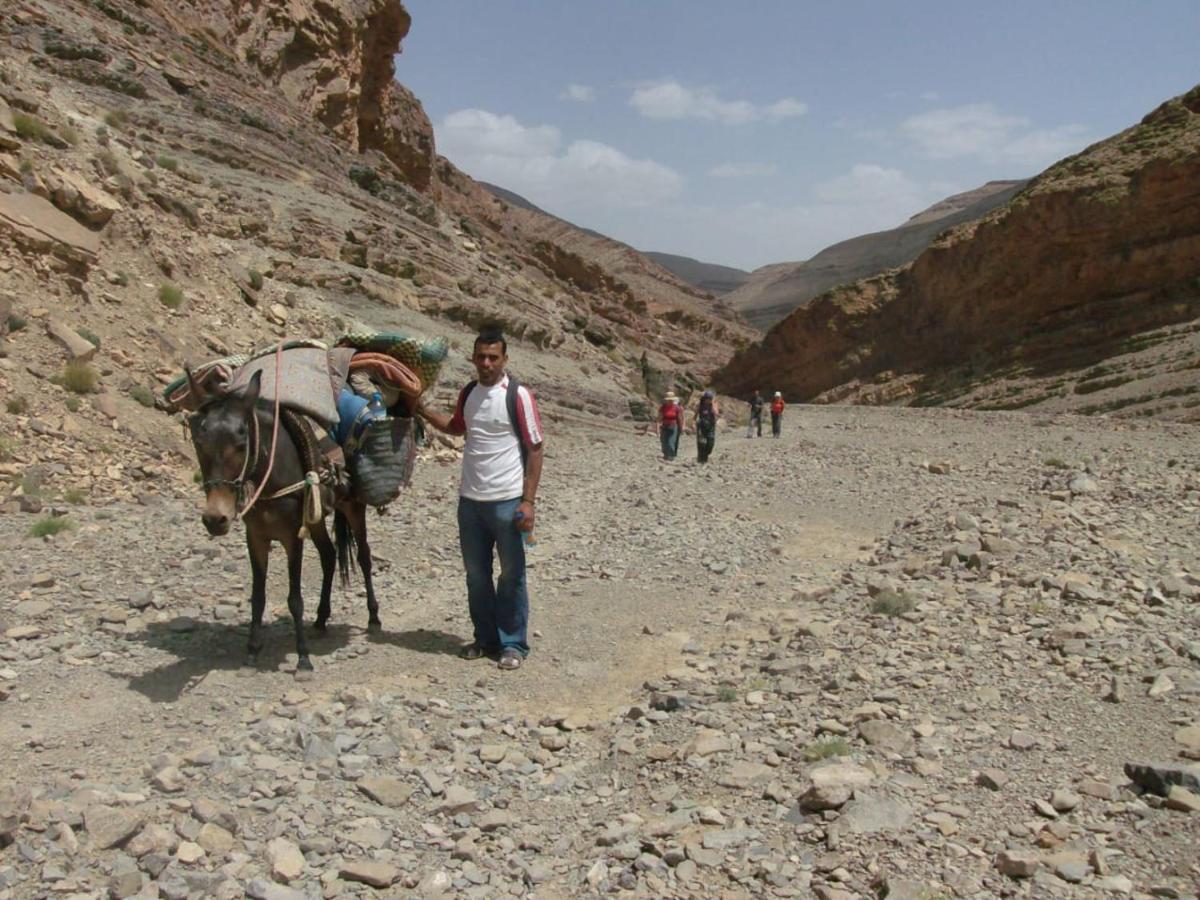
[660,401,681,424]
[460,375,530,470]
[697,398,716,428]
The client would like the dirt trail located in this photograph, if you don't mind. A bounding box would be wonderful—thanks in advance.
[3,405,1198,898]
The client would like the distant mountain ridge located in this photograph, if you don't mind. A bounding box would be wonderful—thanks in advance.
[728,180,1028,330]
[642,252,749,296]
[714,84,1200,421]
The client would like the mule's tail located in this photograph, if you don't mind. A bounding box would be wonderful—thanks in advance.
[334,509,358,588]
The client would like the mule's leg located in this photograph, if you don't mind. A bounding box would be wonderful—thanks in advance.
[246,527,270,665]
[283,536,313,671]
[310,521,336,632]
[346,503,381,631]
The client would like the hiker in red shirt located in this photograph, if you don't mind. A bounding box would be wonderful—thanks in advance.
[656,390,685,460]
[770,391,785,438]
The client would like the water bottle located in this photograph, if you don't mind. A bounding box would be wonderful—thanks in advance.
[513,510,536,548]
[369,391,384,413]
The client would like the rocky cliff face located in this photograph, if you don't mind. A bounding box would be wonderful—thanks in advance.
[716,86,1200,421]
[0,0,749,510]
[154,0,437,192]
[727,181,1027,331]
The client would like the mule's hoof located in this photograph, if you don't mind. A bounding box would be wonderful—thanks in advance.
[367,619,383,634]
[243,654,260,670]
[296,657,315,676]
[313,619,329,633]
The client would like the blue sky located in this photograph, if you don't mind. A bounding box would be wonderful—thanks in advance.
[398,1,1199,271]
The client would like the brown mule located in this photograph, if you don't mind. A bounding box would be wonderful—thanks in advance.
[186,369,381,671]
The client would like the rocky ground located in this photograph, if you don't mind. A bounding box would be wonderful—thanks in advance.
[1,405,1199,899]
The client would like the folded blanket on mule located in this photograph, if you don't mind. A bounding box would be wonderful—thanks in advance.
[162,341,353,427]
[335,331,447,393]
[347,352,424,404]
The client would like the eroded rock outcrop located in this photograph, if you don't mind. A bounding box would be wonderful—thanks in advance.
[167,0,436,191]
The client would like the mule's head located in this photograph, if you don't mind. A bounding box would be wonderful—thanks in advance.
[188,369,262,536]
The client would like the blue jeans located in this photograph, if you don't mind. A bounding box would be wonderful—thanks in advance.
[457,496,529,656]
[660,423,679,459]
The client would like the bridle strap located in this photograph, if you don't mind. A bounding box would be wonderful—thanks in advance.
[236,340,286,519]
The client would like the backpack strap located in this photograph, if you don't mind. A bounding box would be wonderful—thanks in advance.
[506,375,528,472]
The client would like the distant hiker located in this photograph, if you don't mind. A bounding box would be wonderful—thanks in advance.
[657,390,685,460]
[770,391,786,438]
[696,390,720,464]
[746,389,764,438]
[417,327,544,671]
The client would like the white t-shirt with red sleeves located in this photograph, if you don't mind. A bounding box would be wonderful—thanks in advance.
[449,374,543,502]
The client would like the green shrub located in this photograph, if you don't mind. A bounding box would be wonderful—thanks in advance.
[6,396,28,414]
[1043,457,1069,469]
[6,314,26,332]
[18,158,33,174]
[155,154,178,172]
[11,112,51,142]
[715,685,738,703]
[349,165,381,194]
[59,125,80,146]
[871,588,916,617]
[114,271,130,286]
[96,148,120,175]
[61,361,98,394]
[158,283,184,309]
[76,327,101,348]
[63,487,86,505]
[802,737,851,762]
[64,396,81,412]
[248,269,264,290]
[104,109,129,128]
[28,516,73,538]
[129,383,155,407]
[399,261,417,280]
[0,435,12,461]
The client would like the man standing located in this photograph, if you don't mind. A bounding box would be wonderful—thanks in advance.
[746,389,764,438]
[770,391,786,438]
[417,328,544,670]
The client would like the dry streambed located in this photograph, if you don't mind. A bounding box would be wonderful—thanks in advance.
[1,407,1198,898]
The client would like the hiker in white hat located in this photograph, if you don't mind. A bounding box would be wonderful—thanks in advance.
[770,391,786,438]
[656,390,685,460]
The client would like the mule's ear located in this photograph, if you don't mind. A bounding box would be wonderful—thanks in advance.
[240,369,263,410]
[184,364,205,406]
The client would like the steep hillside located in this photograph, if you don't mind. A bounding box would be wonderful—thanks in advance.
[642,251,749,296]
[0,0,749,508]
[474,182,756,364]
[729,181,1027,329]
[715,85,1200,422]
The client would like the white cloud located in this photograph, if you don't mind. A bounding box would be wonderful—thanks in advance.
[561,83,595,103]
[441,109,559,157]
[629,80,806,125]
[764,98,808,121]
[708,162,778,179]
[901,103,1089,168]
[813,164,923,206]
[437,108,682,210]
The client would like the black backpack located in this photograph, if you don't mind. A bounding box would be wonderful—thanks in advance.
[698,397,716,428]
[462,375,529,470]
